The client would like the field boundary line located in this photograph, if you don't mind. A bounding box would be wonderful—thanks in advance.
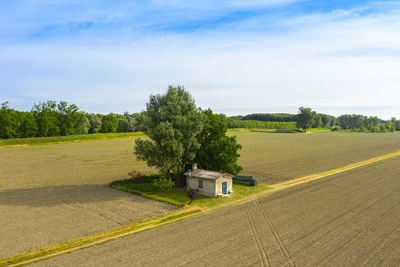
[271,150,400,189]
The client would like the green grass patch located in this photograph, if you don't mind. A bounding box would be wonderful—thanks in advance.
[249,128,301,133]
[110,179,271,210]
[0,132,145,147]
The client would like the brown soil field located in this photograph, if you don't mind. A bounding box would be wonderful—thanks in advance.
[0,139,175,258]
[235,131,400,184]
[34,156,400,266]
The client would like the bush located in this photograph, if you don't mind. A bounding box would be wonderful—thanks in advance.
[331,126,341,131]
[127,170,150,184]
[187,188,200,203]
[151,177,175,192]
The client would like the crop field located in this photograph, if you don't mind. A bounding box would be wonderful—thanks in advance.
[235,131,400,184]
[1,131,399,260]
[34,156,400,266]
[0,139,175,258]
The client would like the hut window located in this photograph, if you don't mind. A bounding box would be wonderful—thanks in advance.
[198,179,203,188]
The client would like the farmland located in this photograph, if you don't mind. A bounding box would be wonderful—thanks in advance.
[1,131,400,261]
[0,139,175,258]
[235,131,400,184]
[34,156,400,266]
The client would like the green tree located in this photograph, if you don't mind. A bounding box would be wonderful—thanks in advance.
[312,114,322,128]
[86,113,102,133]
[296,107,315,132]
[134,85,203,180]
[17,112,38,138]
[0,102,16,138]
[32,101,60,137]
[195,109,242,175]
[74,113,90,134]
[57,101,82,135]
[99,113,119,133]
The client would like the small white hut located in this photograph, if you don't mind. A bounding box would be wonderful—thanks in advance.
[184,164,233,197]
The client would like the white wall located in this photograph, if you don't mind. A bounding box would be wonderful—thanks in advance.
[187,177,216,197]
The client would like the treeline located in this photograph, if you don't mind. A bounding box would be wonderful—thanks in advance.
[0,101,145,139]
[337,115,400,132]
[225,118,296,129]
[227,113,336,129]
[231,113,298,122]
[2,101,399,139]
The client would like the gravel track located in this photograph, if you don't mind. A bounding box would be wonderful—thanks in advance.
[33,155,400,266]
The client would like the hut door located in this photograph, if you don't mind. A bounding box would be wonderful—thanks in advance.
[222,182,227,195]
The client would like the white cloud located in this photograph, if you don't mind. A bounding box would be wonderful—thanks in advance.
[1,1,400,119]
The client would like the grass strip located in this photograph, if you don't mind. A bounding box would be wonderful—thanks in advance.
[0,132,145,147]
[0,208,201,267]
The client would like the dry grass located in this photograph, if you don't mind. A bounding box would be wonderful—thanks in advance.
[33,156,400,266]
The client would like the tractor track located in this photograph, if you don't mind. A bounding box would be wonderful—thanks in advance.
[242,203,270,267]
[255,199,295,267]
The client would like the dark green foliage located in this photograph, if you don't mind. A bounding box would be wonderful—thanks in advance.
[195,109,242,175]
[242,113,298,122]
[0,102,17,139]
[99,114,119,133]
[337,114,394,132]
[134,85,203,178]
[225,119,296,129]
[17,112,38,138]
[86,113,103,134]
[57,101,82,135]
[296,107,316,132]
[32,101,60,137]
[151,177,175,192]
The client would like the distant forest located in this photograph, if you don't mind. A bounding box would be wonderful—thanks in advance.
[0,101,399,139]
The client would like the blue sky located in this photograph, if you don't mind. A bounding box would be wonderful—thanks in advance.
[1,0,400,118]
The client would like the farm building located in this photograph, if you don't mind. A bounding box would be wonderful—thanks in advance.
[184,164,233,197]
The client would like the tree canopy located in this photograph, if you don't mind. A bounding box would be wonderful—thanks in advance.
[195,110,242,175]
[134,85,203,178]
[296,107,315,132]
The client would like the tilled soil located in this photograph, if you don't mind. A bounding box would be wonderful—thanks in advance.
[235,131,400,184]
[34,156,400,266]
[0,139,175,258]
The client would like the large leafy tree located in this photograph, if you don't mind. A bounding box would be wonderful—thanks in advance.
[0,102,17,139]
[195,110,242,175]
[296,107,315,132]
[134,85,203,179]
[32,101,60,137]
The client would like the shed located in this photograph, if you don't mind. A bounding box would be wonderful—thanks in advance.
[184,164,233,197]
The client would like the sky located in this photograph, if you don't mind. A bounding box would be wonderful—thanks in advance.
[0,0,400,119]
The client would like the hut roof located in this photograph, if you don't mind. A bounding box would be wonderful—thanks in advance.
[183,169,233,180]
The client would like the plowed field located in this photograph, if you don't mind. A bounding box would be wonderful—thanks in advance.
[236,131,400,184]
[34,156,400,266]
[0,139,175,258]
